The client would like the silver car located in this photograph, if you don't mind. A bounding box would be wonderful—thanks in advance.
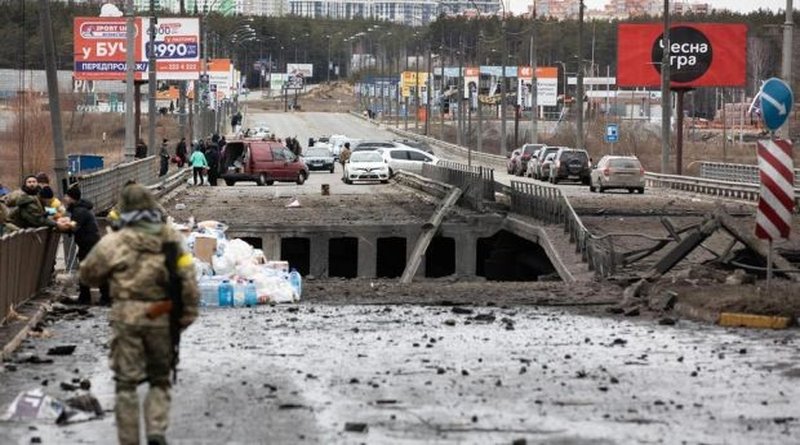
[590,155,645,193]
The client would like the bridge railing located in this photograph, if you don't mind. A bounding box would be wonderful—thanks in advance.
[698,161,800,185]
[0,228,60,324]
[421,161,495,209]
[509,180,616,277]
[74,156,159,214]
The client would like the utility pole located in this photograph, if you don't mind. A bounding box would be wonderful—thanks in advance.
[661,0,671,173]
[477,30,483,156]
[529,6,538,145]
[426,44,432,135]
[500,20,508,153]
[781,0,794,139]
[147,0,157,155]
[457,40,464,147]
[38,0,67,194]
[179,0,187,143]
[576,0,585,150]
[124,0,136,159]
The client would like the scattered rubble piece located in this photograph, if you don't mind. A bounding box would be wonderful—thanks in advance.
[344,422,368,433]
[2,388,103,424]
[46,345,76,356]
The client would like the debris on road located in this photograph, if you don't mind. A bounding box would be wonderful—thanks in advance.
[2,388,103,425]
[46,345,76,356]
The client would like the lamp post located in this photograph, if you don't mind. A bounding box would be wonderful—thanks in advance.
[661,0,671,174]
[576,0,585,150]
[554,60,568,118]
[326,34,332,84]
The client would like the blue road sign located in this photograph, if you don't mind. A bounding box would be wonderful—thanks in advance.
[605,123,619,143]
[760,77,794,132]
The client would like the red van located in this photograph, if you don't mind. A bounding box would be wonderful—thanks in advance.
[221,140,309,186]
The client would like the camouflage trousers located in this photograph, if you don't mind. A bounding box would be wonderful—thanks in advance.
[110,321,172,445]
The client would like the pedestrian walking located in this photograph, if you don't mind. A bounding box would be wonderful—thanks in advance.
[339,142,351,181]
[159,139,170,177]
[63,185,110,305]
[79,184,199,445]
[205,144,220,187]
[175,138,187,168]
[189,148,208,186]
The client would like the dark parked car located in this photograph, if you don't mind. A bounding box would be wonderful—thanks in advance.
[549,148,591,185]
[303,146,336,173]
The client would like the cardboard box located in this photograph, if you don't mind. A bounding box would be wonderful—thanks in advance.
[193,236,217,264]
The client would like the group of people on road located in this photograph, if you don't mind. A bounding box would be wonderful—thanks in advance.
[3,170,199,444]
[0,173,109,304]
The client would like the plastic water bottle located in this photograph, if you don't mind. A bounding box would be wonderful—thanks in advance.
[288,268,302,298]
[233,281,246,307]
[199,277,217,307]
[244,280,258,307]
[218,280,234,307]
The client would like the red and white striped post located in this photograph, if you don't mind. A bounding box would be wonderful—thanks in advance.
[755,138,794,286]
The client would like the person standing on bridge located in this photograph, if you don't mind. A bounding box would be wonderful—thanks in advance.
[63,185,110,306]
[79,184,199,445]
[8,175,57,229]
[159,139,170,177]
[190,147,208,186]
[339,142,351,181]
[175,138,187,168]
[205,143,220,187]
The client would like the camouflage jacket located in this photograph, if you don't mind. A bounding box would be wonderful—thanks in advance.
[8,193,55,229]
[80,223,199,327]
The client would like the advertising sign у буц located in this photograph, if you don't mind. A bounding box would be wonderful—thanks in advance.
[74,17,200,81]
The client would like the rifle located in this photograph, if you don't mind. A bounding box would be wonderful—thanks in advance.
[162,241,184,383]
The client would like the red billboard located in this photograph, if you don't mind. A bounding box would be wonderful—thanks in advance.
[617,23,747,88]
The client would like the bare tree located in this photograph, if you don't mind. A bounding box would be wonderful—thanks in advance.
[748,37,771,97]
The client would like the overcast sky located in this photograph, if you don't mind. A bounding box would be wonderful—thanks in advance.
[508,0,790,15]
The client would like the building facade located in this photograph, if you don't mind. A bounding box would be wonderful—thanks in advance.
[240,0,290,16]
[288,0,500,26]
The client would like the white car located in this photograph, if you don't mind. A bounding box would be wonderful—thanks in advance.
[343,151,390,184]
[381,147,439,176]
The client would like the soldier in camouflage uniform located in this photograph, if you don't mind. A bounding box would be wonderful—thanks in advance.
[80,184,199,445]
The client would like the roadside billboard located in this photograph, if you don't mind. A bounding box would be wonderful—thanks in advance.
[286,63,313,90]
[517,67,558,107]
[208,59,232,100]
[141,17,200,80]
[270,73,287,91]
[617,23,747,88]
[73,17,199,81]
[74,17,143,80]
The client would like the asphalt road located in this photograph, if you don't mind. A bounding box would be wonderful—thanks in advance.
[2,303,799,444]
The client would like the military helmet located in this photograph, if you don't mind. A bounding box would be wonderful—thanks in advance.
[119,184,157,213]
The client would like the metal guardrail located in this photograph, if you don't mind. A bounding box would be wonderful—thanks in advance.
[699,161,800,185]
[509,181,616,277]
[645,172,800,204]
[0,228,60,323]
[421,161,495,209]
[75,156,159,213]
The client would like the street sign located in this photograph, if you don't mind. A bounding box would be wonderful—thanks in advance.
[755,138,794,241]
[759,77,794,132]
[605,123,619,143]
